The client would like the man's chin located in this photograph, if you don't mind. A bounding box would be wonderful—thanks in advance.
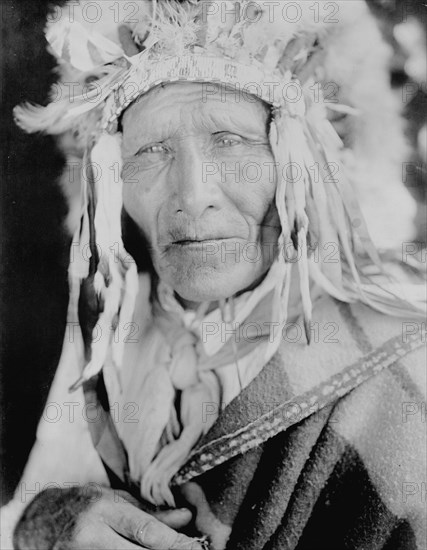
[165,267,256,304]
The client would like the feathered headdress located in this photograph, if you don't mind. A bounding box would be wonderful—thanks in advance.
[14,0,425,392]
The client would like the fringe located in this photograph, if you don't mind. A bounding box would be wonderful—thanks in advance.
[69,134,138,392]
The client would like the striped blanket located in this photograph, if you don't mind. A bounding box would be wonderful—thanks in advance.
[167,297,427,549]
[3,294,426,549]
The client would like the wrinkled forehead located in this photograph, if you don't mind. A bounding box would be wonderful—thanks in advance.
[121,81,271,146]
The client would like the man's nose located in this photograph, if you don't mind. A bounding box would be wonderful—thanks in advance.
[173,144,221,219]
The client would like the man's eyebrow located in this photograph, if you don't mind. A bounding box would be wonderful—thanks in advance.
[200,108,270,138]
[124,104,270,151]
[124,117,176,151]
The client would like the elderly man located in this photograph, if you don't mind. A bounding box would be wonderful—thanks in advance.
[2,1,426,549]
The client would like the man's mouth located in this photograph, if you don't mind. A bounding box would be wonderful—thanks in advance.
[174,238,225,244]
[166,237,244,254]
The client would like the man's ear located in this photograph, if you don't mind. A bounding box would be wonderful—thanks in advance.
[54,141,82,236]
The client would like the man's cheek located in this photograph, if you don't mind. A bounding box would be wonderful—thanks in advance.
[226,151,274,182]
[221,163,275,202]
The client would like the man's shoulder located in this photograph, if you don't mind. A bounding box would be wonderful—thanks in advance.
[276,294,425,399]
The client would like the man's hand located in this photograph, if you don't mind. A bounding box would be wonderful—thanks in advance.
[13,486,205,550]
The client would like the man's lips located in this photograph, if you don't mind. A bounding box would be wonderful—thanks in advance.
[163,237,246,251]
[173,238,233,244]
[164,222,249,245]
[171,238,242,249]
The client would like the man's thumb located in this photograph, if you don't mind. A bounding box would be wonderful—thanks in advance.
[154,508,193,529]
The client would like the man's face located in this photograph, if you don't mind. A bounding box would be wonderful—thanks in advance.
[121,82,280,302]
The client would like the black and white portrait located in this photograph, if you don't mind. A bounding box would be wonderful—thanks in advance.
[1,1,426,549]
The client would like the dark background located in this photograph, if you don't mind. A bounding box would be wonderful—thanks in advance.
[1,0,426,505]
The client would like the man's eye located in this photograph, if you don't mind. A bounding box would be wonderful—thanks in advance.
[220,138,239,147]
[215,134,243,148]
[136,144,168,155]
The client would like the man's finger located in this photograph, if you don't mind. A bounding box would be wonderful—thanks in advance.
[109,490,192,529]
[73,522,148,550]
[153,508,193,529]
[109,503,203,549]
[96,532,150,550]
